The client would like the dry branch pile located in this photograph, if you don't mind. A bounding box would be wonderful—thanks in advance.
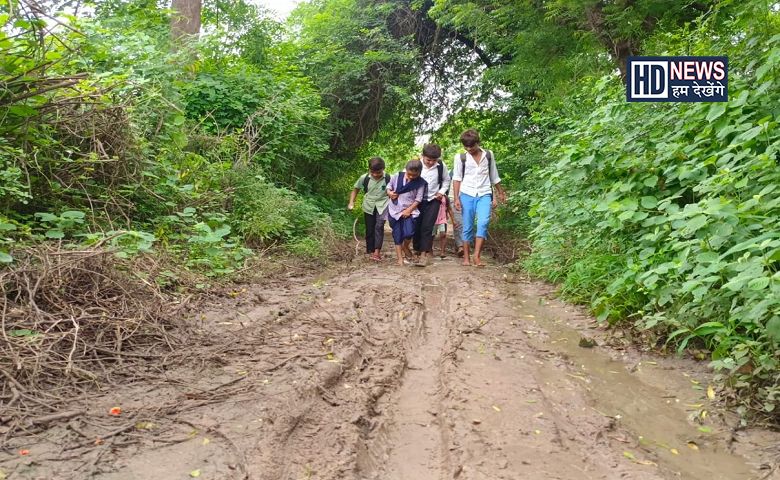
[0,245,189,439]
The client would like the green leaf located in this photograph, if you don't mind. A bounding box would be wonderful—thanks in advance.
[696,251,719,263]
[9,329,38,337]
[693,321,726,336]
[747,277,770,291]
[60,210,86,219]
[767,317,780,343]
[35,212,58,223]
[735,125,763,143]
[45,229,65,239]
[640,196,658,209]
[685,215,708,233]
[706,104,726,122]
[0,251,12,263]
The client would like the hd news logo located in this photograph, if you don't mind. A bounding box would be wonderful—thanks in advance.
[627,56,728,102]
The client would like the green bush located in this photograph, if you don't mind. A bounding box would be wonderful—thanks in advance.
[229,169,340,259]
[524,36,780,417]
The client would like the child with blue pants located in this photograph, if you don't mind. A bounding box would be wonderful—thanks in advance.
[451,129,506,266]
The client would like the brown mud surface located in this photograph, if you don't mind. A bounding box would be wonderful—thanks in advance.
[2,254,779,480]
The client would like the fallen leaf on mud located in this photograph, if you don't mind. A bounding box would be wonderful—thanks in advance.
[534,430,541,435]
[492,405,501,412]
[670,448,679,455]
[623,451,636,460]
[685,403,704,409]
[534,412,544,418]
[18,450,29,456]
[109,407,121,416]
[188,429,199,437]
[0,468,6,480]
[706,385,715,400]
[190,469,201,477]
[698,426,713,433]
[687,442,699,451]
[202,438,210,446]
[690,379,701,385]
[644,361,657,365]
[635,459,657,466]
[135,422,156,430]
[94,438,103,445]
[524,314,536,318]
[700,410,708,420]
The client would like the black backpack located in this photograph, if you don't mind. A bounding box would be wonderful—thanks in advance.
[436,161,445,192]
[459,150,495,180]
[362,173,391,193]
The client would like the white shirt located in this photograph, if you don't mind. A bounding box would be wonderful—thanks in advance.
[452,148,501,197]
[420,162,451,202]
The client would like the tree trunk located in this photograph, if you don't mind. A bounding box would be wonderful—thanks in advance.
[171,0,201,40]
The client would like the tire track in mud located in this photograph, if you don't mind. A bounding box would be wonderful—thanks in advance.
[374,275,451,480]
[48,257,775,480]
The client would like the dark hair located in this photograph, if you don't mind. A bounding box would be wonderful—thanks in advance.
[422,143,442,159]
[405,159,423,174]
[368,156,385,172]
[460,129,480,147]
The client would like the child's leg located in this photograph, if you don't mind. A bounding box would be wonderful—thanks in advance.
[417,201,438,256]
[364,211,376,255]
[373,211,385,257]
[460,193,477,265]
[402,238,413,259]
[388,217,404,265]
[438,231,447,256]
[472,195,493,265]
[395,245,404,265]
[453,208,463,247]
[412,205,426,255]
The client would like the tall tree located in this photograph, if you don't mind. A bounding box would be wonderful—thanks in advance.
[171,0,201,39]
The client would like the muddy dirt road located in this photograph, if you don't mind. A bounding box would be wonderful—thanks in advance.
[4,256,779,479]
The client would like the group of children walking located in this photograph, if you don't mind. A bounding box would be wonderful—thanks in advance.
[347,129,506,267]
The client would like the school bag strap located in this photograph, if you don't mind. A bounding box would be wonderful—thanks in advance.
[362,173,391,193]
[436,160,444,192]
[459,150,495,183]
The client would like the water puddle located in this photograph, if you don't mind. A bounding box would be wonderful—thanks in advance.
[514,291,759,480]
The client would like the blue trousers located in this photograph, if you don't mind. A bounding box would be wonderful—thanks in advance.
[460,193,492,242]
[388,216,415,245]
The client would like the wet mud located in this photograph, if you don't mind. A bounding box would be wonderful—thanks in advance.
[2,256,778,480]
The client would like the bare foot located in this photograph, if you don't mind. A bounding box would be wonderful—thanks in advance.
[473,257,484,267]
[462,260,471,266]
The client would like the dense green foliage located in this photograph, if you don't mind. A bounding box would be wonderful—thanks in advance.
[0,0,349,278]
[522,10,780,416]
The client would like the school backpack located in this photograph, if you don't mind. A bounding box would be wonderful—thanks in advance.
[436,160,445,192]
[362,172,391,193]
[459,150,495,181]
